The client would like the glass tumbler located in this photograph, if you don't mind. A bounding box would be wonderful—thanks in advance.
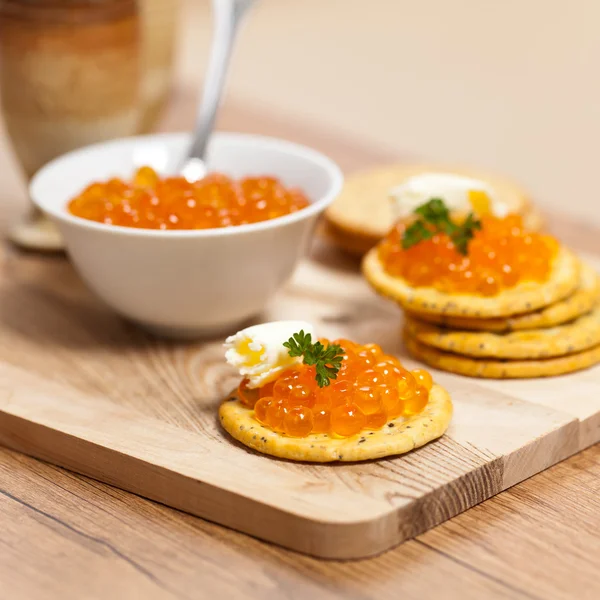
[0,0,141,250]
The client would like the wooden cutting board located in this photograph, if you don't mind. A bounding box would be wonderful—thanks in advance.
[0,244,599,559]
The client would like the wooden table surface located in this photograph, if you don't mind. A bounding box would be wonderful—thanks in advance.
[1,88,599,600]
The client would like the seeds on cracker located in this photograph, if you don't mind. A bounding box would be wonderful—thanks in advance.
[406,263,600,332]
[405,302,600,359]
[363,245,579,318]
[404,333,600,379]
[222,328,453,460]
[219,384,453,462]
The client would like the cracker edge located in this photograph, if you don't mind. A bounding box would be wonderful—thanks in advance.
[405,302,600,359]
[363,246,580,318]
[407,262,600,332]
[404,333,600,379]
[218,384,453,463]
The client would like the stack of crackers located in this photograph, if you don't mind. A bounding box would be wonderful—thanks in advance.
[329,162,600,378]
[363,248,600,378]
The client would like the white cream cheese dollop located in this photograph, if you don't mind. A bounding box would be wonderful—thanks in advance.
[224,320,315,388]
[389,173,508,220]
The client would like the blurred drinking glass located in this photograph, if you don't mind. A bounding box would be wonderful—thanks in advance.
[138,0,180,133]
[0,0,140,250]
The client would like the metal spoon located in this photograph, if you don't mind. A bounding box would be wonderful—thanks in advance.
[181,0,256,182]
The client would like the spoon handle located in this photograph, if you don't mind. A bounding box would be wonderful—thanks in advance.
[187,0,255,162]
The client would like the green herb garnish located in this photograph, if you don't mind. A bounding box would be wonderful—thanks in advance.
[283,330,345,387]
[402,198,482,255]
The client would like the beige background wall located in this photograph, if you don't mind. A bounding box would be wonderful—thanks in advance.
[180,0,600,226]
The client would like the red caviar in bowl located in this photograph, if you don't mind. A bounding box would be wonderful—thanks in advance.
[68,167,310,230]
[237,340,432,438]
[378,215,559,296]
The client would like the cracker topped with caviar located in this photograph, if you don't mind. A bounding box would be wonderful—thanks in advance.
[220,321,452,462]
[324,165,543,256]
[363,198,600,379]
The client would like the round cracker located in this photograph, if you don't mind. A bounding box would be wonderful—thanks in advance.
[407,262,600,332]
[325,163,539,248]
[363,246,580,318]
[404,333,600,379]
[405,302,600,359]
[219,385,453,463]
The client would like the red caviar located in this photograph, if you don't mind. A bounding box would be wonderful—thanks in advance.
[68,167,310,230]
[238,339,431,438]
[379,214,559,296]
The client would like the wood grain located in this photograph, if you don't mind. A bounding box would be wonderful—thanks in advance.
[0,84,599,596]
[2,442,599,600]
[1,241,597,557]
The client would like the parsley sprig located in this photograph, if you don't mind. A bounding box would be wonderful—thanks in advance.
[283,330,344,387]
[402,198,482,255]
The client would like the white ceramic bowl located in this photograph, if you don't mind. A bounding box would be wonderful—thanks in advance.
[31,132,343,338]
